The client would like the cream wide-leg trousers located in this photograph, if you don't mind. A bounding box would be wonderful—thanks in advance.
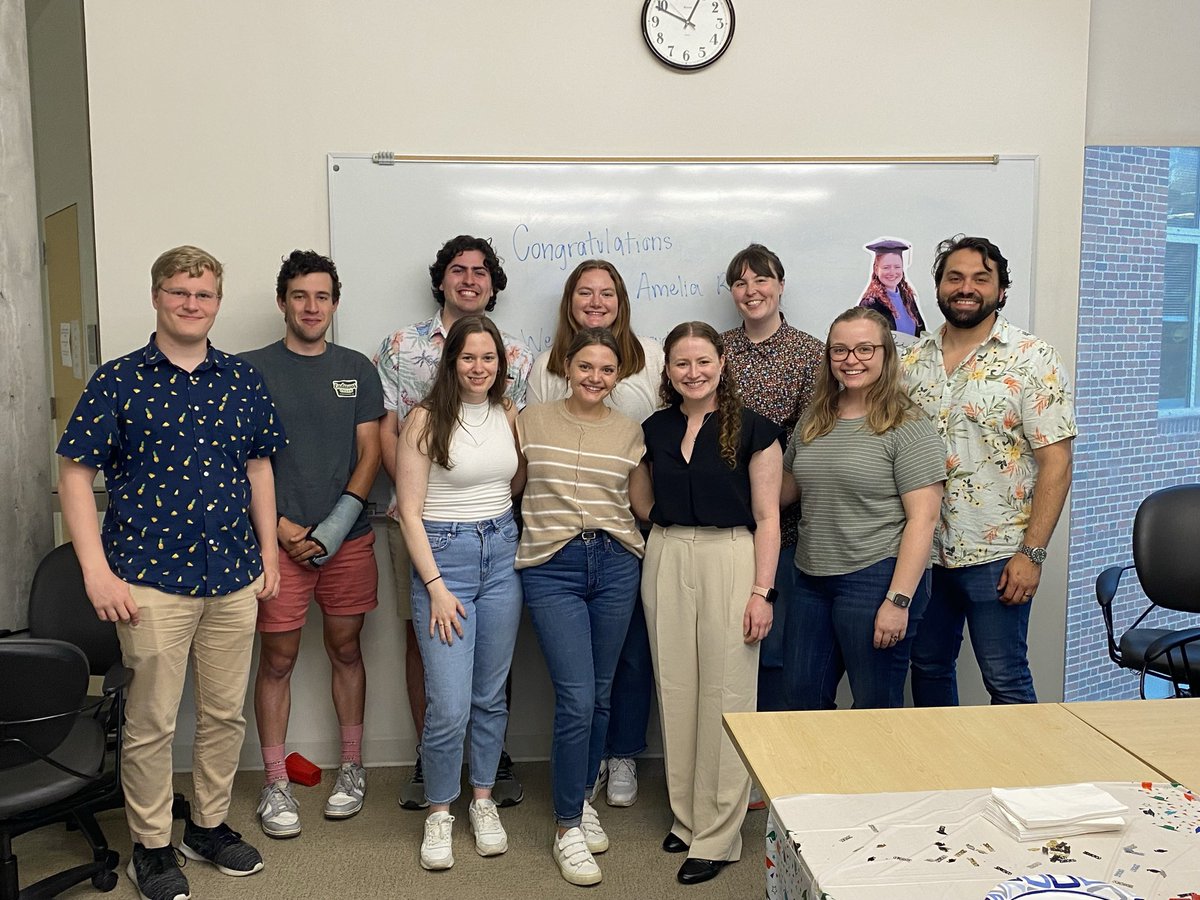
[642,524,758,862]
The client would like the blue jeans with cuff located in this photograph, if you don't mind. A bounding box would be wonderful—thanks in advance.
[784,557,929,710]
[410,510,521,805]
[521,531,640,828]
[910,559,1036,706]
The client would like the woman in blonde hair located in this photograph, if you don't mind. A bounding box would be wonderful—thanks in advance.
[528,259,664,809]
[630,321,781,886]
[780,307,944,710]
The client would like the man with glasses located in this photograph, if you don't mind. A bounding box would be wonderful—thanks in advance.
[58,245,283,900]
[242,250,383,838]
[902,235,1076,706]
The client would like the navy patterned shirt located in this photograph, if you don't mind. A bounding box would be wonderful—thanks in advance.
[57,334,286,597]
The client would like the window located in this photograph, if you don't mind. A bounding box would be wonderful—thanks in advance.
[1162,148,1200,410]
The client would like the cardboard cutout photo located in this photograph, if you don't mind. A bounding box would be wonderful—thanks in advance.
[857,237,927,343]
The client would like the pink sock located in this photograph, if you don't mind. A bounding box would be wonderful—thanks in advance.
[340,723,364,765]
[262,744,287,785]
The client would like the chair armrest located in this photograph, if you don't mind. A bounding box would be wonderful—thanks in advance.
[1144,626,1200,664]
[102,661,133,696]
[1095,564,1132,607]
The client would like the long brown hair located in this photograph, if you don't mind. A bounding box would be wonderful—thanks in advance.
[798,307,916,443]
[416,315,510,468]
[860,252,925,333]
[546,260,646,379]
[660,321,743,469]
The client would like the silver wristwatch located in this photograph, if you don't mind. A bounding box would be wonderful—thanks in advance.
[1018,544,1048,566]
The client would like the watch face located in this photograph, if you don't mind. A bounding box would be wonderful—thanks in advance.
[642,0,735,71]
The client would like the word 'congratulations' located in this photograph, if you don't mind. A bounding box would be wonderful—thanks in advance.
[512,224,674,270]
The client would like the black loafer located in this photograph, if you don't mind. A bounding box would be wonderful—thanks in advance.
[677,857,729,885]
[662,833,689,853]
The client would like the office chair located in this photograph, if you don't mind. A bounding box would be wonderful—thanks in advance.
[0,638,126,898]
[1096,483,1200,698]
[26,543,190,822]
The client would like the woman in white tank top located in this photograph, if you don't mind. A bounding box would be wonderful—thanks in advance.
[396,315,525,871]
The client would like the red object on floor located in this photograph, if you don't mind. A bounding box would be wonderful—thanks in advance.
[285,752,322,786]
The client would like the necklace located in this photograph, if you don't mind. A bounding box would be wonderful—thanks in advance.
[686,411,715,443]
[459,402,491,429]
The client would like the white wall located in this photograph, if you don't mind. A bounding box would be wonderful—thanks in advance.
[81,0,1092,764]
[1086,0,1200,144]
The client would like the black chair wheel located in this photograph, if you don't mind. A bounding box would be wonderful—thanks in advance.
[93,869,119,891]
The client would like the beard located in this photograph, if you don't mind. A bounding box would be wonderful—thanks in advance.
[936,290,1000,329]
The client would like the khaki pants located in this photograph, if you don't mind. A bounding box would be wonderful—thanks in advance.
[642,525,758,862]
[386,517,414,620]
[117,579,259,847]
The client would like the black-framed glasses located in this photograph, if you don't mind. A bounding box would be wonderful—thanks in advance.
[828,343,884,361]
[158,287,220,303]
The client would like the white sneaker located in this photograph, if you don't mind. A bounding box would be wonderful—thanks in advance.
[748,785,766,811]
[553,827,602,886]
[256,780,300,838]
[589,758,608,803]
[420,811,454,870]
[468,798,508,856]
[324,762,366,819]
[580,800,608,854]
[606,757,638,807]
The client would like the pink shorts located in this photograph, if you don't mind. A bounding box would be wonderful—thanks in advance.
[257,530,379,633]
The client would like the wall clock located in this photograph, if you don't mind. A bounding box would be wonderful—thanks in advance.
[641,0,735,71]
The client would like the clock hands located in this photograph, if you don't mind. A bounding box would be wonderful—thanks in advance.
[653,1,690,26]
[682,0,702,29]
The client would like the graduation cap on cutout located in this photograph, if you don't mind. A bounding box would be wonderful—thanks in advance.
[865,238,911,253]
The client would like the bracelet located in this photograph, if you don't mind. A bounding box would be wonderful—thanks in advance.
[425,574,443,587]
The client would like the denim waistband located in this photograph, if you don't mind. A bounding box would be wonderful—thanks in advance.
[422,507,514,536]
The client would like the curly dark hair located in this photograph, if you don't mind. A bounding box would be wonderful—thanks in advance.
[931,235,1011,296]
[660,321,743,470]
[275,249,340,301]
[428,235,508,312]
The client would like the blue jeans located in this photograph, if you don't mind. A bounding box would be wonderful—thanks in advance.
[521,532,640,828]
[784,558,930,710]
[410,510,521,805]
[910,560,1037,706]
[604,574,653,758]
[756,543,799,712]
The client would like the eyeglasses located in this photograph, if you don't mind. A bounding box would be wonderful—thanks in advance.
[828,343,884,361]
[158,287,220,303]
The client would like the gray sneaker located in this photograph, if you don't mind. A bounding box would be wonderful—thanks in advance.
[398,745,429,810]
[127,843,189,900]
[492,749,524,807]
[325,762,366,819]
[256,781,300,839]
[180,821,263,876]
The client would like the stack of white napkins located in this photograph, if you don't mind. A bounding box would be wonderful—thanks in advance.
[984,784,1128,841]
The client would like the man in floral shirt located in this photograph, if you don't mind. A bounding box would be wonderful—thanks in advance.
[902,235,1075,706]
[373,235,533,808]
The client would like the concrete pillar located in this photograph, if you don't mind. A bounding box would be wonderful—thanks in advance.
[0,0,53,631]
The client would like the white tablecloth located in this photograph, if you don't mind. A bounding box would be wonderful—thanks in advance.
[764,782,1200,899]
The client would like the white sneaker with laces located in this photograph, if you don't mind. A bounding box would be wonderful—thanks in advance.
[256,780,300,838]
[606,757,638,807]
[324,762,366,819]
[420,811,454,870]
[580,800,608,854]
[553,827,602,886]
[468,798,508,856]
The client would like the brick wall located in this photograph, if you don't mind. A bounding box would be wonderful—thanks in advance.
[1064,146,1200,700]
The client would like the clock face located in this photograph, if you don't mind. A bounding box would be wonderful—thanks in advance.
[641,0,735,71]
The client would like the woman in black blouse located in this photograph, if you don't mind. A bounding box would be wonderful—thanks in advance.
[630,321,782,886]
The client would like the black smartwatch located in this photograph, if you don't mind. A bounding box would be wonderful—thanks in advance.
[885,590,912,609]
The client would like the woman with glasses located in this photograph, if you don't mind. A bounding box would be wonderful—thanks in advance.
[780,308,945,710]
[396,315,524,871]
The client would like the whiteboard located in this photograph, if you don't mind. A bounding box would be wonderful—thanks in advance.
[327,155,1038,359]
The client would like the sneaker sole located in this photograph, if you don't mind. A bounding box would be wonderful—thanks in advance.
[260,818,302,839]
[556,857,602,886]
[324,801,364,820]
[398,791,429,810]
[606,791,637,808]
[585,835,609,854]
[179,843,264,877]
[420,854,454,871]
[127,858,191,900]
[473,838,509,857]
[492,785,524,807]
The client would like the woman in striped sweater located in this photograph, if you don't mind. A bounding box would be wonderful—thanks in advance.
[780,307,944,710]
[516,327,645,887]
